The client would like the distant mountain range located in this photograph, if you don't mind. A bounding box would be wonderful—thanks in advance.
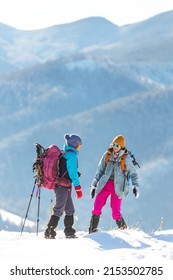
[0,10,173,233]
[0,209,35,232]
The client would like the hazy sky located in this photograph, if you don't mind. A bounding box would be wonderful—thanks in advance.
[0,0,173,30]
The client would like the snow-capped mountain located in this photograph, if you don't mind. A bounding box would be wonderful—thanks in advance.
[0,11,173,233]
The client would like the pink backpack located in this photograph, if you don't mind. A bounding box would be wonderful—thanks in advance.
[33,144,71,190]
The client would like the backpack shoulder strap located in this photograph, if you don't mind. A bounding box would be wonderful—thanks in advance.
[66,149,75,153]
[105,151,111,165]
[120,150,130,172]
[105,149,130,173]
[60,149,74,157]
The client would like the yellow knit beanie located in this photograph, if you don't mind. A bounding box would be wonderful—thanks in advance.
[112,135,125,148]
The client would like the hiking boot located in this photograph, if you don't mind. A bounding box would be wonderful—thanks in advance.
[44,215,60,239]
[89,214,100,234]
[64,215,76,237]
[65,234,78,239]
[116,217,127,230]
[44,227,56,239]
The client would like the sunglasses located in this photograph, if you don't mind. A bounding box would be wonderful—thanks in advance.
[112,143,121,149]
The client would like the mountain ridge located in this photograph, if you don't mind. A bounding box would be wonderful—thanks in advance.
[1,11,173,73]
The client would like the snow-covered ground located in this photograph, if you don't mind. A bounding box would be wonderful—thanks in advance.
[1,228,173,279]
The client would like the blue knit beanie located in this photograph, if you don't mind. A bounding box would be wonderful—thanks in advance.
[64,134,82,148]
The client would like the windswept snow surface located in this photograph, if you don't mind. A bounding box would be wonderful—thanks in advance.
[1,229,173,279]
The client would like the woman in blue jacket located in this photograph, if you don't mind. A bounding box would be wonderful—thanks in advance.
[45,134,82,239]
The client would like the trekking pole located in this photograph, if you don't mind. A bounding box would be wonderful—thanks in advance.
[36,187,41,236]
[33,143,44,235]
[21,183,36,235]
[50,192,53,217]
[130,151,140,168]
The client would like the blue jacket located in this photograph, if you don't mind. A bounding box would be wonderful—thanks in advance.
[91,149,140,198]
[62,145,80,187]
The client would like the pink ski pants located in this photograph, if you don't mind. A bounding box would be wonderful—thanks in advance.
[92,180,122,220]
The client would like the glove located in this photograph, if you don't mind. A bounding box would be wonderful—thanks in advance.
[75,186,83,199]
[132,185,139,198]
[90,185,96,199]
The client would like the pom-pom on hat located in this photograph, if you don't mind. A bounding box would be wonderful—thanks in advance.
[112,135,125,148]
[64,134,82,148]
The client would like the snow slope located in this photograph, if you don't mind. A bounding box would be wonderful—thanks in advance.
[1,229,173,280]
[0,209,35,231]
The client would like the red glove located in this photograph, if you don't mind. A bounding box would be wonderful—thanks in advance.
[75,186,83,199]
